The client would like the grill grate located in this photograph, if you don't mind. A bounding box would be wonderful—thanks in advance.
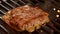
[0,0,60,34]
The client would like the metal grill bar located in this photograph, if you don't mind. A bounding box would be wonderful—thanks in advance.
[41,25,54,34]
[0,10,6,14]
[0,14,2,18]
[19,0,26,4]
[10,0,21,6]
[35,0,43,4]
[29,0,36,4]
[37,29,48,34]
[0,24,10,34]
[0,4,9,11]
[47,22,60,33]
[0,1,2,3]
[50,18,60,29]
[2,1,15,8]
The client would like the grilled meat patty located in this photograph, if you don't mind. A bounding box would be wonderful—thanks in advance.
[2,5,49,32]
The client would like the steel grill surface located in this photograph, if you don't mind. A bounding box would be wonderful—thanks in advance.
[0,0,60,34]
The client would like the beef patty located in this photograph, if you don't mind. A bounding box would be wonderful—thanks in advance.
[2,5,50,32]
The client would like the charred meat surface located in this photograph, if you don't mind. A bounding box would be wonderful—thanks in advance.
[2,5,49,32]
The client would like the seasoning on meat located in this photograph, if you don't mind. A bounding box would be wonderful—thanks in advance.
[2,5,50,32]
